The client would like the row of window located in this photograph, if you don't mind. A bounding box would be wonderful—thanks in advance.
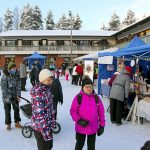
[1,40,109,47]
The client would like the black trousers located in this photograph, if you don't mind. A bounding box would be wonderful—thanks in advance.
[77,74,83,86]
[4,98,21,124]
[53,101,58,120]
[72,75,77,85]
[75,132,96,150]
[20,78,26,90]
[34,130,53,150]
[110,98,124,124]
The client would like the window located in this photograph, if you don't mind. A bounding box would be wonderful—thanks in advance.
[22,40,32,46]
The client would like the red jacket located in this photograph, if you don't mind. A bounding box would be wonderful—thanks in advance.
[76,65,83,75]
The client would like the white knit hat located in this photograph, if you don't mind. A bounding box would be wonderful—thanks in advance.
[39,69,53,82]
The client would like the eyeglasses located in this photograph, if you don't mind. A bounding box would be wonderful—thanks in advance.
[84,85,93,89]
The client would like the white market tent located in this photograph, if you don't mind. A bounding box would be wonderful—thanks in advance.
[73,47,118,61]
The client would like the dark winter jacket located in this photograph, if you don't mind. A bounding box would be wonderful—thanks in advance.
[1,67,21,103]
[30,83,54,141]
[29,66,36,80]
[51,78,63,104]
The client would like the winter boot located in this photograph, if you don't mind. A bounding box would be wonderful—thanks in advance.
[15,122,22,128]
[6,124,11,131]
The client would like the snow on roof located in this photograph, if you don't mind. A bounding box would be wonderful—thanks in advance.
[0,30,116,37]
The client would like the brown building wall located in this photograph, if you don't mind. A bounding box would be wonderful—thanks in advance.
[0,54,75,70]
[0,55,5,68]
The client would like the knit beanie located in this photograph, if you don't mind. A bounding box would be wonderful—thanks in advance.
[39,69,53,82]
[82,78,93,89]
[8,62,16,70]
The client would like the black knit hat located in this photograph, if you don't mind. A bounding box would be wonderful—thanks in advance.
[82,78,93,89]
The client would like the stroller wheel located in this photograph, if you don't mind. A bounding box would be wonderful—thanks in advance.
[22,126,32,138]
[51,121,61,134]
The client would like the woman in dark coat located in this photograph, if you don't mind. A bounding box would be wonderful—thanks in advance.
[109,66,132,125]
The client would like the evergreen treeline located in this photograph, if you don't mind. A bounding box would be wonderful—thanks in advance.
[101,10,138,31]
[1,3,82,32]
[0,3,146,32]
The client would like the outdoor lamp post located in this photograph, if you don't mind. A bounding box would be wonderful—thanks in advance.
[69,11,73,66]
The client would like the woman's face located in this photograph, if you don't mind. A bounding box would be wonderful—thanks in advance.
[42,77,53,85]
[83,84,93,94]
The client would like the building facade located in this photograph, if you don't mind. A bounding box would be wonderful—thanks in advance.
[0,16,150,68]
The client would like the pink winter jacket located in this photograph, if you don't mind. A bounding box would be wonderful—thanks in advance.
[70,91,105,135]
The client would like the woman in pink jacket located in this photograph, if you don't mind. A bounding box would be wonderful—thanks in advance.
[70,77,105,150]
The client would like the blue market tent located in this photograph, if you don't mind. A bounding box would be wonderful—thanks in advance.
[99,36,150,59]
[98,36,150,95]
[26,52,46,69]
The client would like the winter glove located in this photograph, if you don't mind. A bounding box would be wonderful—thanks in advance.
[59,101,63,105]
[77,119,89,127]
[97,126,104,136]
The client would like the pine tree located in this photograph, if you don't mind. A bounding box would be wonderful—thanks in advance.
[20,3,33,30]
[108,12,121,31]
[0,17,3,32]
[45,10,55,30]
[122,10,136,27]
[101,23,107,30]
[13,7,20,30]
[73,14,82,30]
[32,5,43,30]
[4,9,13,31]
[56,14,69,30]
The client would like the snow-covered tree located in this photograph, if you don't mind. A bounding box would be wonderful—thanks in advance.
[13,7,20,30]
[108,12,121,31]
[45,10,55,30]
[56,14,69,30]
[122,10,136,27]
[100,23,108,30]
[19,3,33,30]
[32,5,43,30]
[73,14,82,30]
[0,17,3,32]
[4,9,13,31]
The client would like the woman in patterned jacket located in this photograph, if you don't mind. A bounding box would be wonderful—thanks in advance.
[31,69,55,150]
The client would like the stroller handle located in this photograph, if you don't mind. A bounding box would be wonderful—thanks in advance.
[19,96,31,103]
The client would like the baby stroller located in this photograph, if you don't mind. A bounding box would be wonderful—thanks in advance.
[19,97,61,138]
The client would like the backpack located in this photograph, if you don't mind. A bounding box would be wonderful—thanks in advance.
[77,93,99,107]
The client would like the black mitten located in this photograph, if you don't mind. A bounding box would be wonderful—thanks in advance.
[77,119,89,127]
[59,100,63,105]
[97,126,104,136]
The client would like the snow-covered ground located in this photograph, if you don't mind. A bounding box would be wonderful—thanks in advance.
[0,76,150,150]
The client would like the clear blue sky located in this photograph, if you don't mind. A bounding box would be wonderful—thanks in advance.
[0,0,149,30]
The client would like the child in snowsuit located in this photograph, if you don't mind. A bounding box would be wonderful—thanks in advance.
[70,77,105,150]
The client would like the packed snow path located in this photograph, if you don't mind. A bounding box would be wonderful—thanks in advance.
[0,77,149,150]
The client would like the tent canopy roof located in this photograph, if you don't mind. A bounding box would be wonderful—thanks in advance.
[26,52,46,59]
[99,36,150,59]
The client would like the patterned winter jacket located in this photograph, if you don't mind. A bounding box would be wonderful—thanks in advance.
[30,83,55,141]
[1,68,21,103]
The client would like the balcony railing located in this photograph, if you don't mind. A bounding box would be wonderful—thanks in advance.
[0,45,109,52]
